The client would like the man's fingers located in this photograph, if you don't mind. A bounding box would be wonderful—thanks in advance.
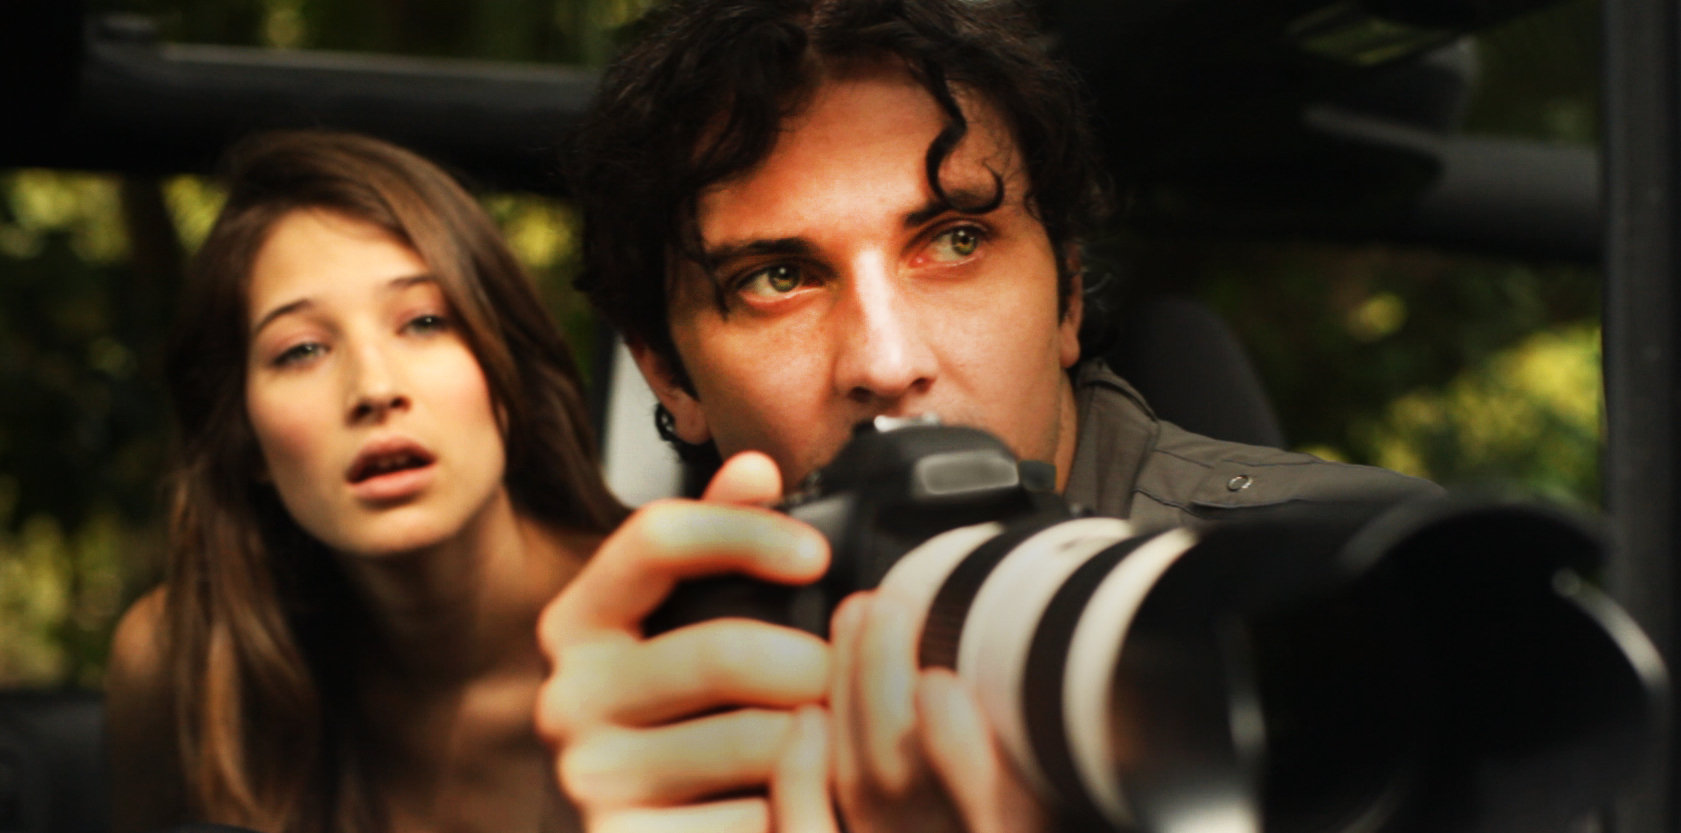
[855,592,920,793]
[828,593,867,796]
[560,709,797,808]
[531,452,833,831]
[635,622,829,721]
[831,589,933,827]
[552,621,830,728]
[771,706,840,833]
[537,499,828,641]
[703,451,785,505]
[592,798,771,833]
[916,669,1052,833]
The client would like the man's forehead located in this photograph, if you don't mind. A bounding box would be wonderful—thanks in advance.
[692,79,1024,241]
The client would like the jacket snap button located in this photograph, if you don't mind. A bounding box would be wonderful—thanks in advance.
[1226,474,1253,492]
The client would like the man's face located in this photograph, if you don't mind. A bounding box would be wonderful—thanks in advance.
[635,64,1083,489]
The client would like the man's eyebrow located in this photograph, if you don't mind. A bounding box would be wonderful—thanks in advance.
[698,184,1005,269]
[702,237,818,270]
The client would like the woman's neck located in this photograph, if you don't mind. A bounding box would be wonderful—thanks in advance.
[324,489,596,833]
[334,489,592,686]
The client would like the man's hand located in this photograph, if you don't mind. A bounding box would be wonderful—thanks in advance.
[535,452,833,833]
[830,591,1053,833]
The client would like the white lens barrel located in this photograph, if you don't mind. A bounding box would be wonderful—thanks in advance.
[877,521,1006,626]
[879,517,1206,829]
[954,518,1137,799]
[1062,527,1199,826]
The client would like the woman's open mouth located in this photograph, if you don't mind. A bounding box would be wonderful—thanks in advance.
[347,440,437,501]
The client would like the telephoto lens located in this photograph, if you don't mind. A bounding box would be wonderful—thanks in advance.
[879,497,1667,833]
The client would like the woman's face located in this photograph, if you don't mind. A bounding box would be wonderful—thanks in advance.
[243,207,508,558]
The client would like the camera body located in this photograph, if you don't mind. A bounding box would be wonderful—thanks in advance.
[647,415,1065,635]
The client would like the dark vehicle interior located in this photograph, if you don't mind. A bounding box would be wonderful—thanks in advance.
[3,0,1678,830]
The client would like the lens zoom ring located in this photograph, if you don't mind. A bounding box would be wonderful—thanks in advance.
[917,522,1048,669]
[1024,538,1150,821]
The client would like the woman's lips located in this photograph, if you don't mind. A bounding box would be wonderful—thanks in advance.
[350,464,436,502]
[347,439,437,502]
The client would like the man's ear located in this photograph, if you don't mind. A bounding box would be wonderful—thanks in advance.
[627,340,713,445]
[1060,265,1084,369]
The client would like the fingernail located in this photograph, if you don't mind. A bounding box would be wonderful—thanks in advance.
[921,670,978,729]
[788,528,827,571]
[832,592,869,635]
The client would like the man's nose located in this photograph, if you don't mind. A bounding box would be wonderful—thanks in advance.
[832,259,936,404]
[345,340,409,422]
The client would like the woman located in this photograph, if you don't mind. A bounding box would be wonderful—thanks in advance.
[106,130,628,833]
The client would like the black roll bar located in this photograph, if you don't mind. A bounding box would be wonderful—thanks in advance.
[1603,0,1681,830]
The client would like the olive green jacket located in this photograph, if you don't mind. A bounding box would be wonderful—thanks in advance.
[1063,361,1439,531]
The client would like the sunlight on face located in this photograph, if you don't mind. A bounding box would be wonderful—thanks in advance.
[244,208,508,558]
[641,64,1082,489]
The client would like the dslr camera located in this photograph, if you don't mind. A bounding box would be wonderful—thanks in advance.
[652,417,1666,833]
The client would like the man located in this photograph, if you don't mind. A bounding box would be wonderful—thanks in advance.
[535,0,1435,830]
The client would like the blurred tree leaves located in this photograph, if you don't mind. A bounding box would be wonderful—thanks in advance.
[1361,323,1602,501]
[1186,238,1600,500]
[0,171,175,683]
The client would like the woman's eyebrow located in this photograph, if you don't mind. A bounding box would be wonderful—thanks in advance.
[250,298,313,338]
[251,274,437,337]
[384,273,437,293]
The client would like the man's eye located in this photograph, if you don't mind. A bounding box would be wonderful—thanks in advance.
[929,226,984,261]
[739,264,807,297]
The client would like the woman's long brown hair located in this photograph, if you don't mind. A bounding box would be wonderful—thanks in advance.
[162,130,628,832]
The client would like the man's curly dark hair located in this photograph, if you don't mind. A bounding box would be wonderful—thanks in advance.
[569,0,1113,462]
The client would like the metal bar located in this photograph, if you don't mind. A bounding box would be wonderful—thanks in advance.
[1602,0,1681,828]
[1,16,598,194]
[1127,135,1601,264]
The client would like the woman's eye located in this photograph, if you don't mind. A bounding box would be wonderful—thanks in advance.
[738,264,807,298]
[404,313,450,334]
[929,226,984,261]
[273,342,325,367]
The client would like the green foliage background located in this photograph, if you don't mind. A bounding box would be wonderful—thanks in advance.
[0,0,1603,685]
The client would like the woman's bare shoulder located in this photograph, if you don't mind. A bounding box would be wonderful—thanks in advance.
[108,587,170,698]
[106,586,188,833]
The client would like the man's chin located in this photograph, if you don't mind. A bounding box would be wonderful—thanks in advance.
[778,443,853,494]
[779,458,828,494]
[774,414,958,492]
[758,412,993,494]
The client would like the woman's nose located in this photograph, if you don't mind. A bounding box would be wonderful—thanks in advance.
[345,342,409,422]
